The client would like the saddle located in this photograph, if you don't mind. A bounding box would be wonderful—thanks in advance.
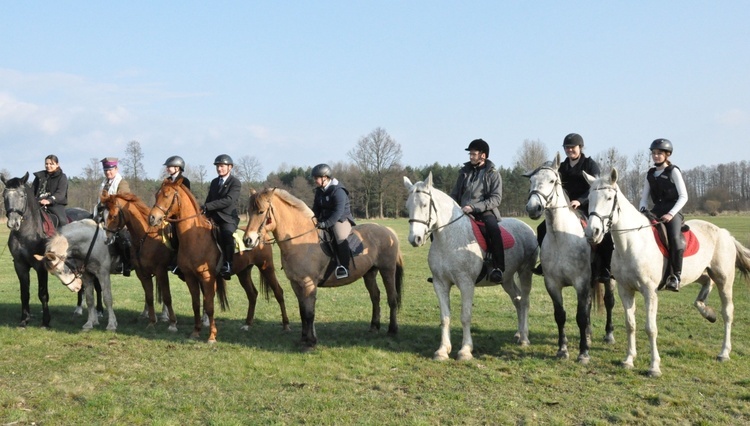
[318,229,365,284]
[40,209,57,238]
[649,219,700,258]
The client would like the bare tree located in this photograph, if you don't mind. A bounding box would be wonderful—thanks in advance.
[514,139,549,172]
[347,127,403,218]
[623,150,650,203]
[120,140,147,193]
[233,155,263,184]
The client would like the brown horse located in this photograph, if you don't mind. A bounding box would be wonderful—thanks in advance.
[105,191,290,333]
[243,188,404,351]
[147,178,229,343]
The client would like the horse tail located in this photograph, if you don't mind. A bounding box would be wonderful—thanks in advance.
[592,281,605,313]
[734,238,750,282]
[395,251,404,310]
[216,276,230,311]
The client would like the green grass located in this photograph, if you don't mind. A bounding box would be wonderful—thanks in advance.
[0,215,749,424]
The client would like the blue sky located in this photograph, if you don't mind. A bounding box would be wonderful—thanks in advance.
[2,2,748,180]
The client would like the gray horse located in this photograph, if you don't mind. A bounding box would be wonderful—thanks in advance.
[35,219,118,331]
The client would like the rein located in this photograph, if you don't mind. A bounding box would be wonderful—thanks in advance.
[154,187,205,224]
[589,186,660,234]
[408,188,467,237]
[252,196,317,244]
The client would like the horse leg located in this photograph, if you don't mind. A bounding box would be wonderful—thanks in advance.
[618,285,638,370]
[138,272,157,327]
[36,267,51,328]
[380,267,400,336]
[202,276,218,343]
[456,281,476,361]
[363,270,382,333]
[693,276,717,323]
[713,275,734,362]
[431,279,452,361]
[236,267,259,331]
[545,281,569,359]
[15,262,33,327]
[93,277,104,318]
[75,290,84,316]
[293,280,318,351]
[507,272,532,346]
[603,279,616,344]
[260,267,290,332]
[642,288,661,377]
[575,280,592,364]
[185,278,203,339]
[100,274,117,331]
[82,276,99,330]
[156,270,177,331]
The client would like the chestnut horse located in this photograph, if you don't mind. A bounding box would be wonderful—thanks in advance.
[243,188,404,351]
[104,192,290,332]
[148,178,229,343]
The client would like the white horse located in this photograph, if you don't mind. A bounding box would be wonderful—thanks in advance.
[524,155,616,363]
[404,173,539,361]
[584,169,750,377]
[35,219,118,331]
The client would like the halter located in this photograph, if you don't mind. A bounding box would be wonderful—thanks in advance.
[525,166,563,209]
[408,188,465,240]
[46,254,86,287]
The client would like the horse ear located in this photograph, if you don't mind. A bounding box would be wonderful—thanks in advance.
[33,254,44,261]
[0,174,6,185]
[403,176,413,191]
[610,167,619,184]
[425,172,434,188]
[44,252,57,261]
[22,172,29,184]
[583,171,596,185]
[554,152,561,168]
[249,188,257,195]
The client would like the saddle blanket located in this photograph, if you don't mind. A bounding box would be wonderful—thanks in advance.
[470,219,515,252]
[651,226,700,258]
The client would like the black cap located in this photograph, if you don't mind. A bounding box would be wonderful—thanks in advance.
[465,138,490,157]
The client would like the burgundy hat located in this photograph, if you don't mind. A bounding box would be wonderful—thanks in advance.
[101,157,118,170]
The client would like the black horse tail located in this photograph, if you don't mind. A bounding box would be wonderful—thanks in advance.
[395,251,404,310]
[216,276,230,311]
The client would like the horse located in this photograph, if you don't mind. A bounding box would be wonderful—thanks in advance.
[2,172,101,327]
[524,155,616,363]
[242,188,404,351]
[35,219,118,331]
[104,191,290,332]
[147,178,230,343]
[403,173,539,361]
[100,192,178,330]
[584,168,750,377]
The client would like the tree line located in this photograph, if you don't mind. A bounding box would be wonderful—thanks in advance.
[2,130,749,219]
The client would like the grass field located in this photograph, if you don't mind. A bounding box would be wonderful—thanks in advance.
[0,215,749,425]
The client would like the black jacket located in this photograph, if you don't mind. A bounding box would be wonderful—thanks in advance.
[32,168,68,225]
[313,178,355,228]
[559,154,600,210]
[204,174,241,227]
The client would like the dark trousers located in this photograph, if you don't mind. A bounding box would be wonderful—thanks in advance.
[216,221,237,266]
[475,211,505,270]
[664,213,685,276]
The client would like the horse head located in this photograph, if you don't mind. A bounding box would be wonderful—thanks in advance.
[100,193,126,244]
[34,235,83,292]
[585,168,621,244]
[243,188,275,249]
[2,172,31,231]
[403,172,436,247]
[524,154,562,220]
[149,178,181,227]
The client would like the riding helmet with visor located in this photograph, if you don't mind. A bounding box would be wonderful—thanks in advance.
[311,163,332,178]
[464,138,490,157]
[213,154,234,166]
[649,138,673,154]
[163,155,186,171]
[563,133,584,147]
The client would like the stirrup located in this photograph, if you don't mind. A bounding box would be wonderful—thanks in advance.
[335,266,349,279]
[665,274,680,292]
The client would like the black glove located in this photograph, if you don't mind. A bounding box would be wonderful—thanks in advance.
[316,221,327,229]
[200,205,207,215]
[639,207,647,213]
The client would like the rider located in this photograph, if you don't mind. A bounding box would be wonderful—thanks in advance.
[450,138,505,283]
[203,154,241,280]
[639,138,688,292]
[533,133,614,281]
[312,163,356,279]
[98,157,133,277]
[32,154,69,229]
[163,155,191,278]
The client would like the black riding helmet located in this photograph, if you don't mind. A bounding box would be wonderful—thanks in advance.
[563,133,584,147]
[311,163,332,178]
[163,155,186,171]
[214,154,234,166]
[649,138,673,154]
[465,138,490,157]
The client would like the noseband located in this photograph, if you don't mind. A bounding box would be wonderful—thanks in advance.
[408,188,465,240]
[588,187,619,233]
[153,188,180,219]
[102,204,126,234]
[3,187,28,221]
[526,167,561,208]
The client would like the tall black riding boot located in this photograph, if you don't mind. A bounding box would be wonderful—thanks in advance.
[597,234,614,282]
[533,221,546,276]
[118,233,132,277]
[335,241,351,279]
[220,231,235,280]
[489,239,505,284]
[666,248,684,292]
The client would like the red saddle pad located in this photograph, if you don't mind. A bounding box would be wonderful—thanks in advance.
[470,219,515,252]
[651,226,700,258]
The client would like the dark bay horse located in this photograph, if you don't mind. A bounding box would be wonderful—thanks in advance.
[148,178,229,343]
[104,191,290,332]
[2,172,99,327]
[243,188,404,351]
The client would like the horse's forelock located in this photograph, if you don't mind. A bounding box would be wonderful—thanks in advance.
[46,233,69,255]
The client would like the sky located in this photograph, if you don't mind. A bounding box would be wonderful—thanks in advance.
[1,1,749,181]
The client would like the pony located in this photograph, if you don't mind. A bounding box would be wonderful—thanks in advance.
[35,219,118,331]
[147,178,230,343]
[404,173,539,361]
[584,169,750,377]
[242,188,404,351]
[2,172,100,327]
[104,191,290,332]
[524,155,616,363]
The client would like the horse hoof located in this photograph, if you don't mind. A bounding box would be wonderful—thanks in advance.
[456,352,474,361]
[621,361,634,370]
[705,309,717,323]
[433,351,450,361]
[577,354,590,364]
[556,351,569,360]
[301,346,316,353]
[282,325,292,332]
[648,369,662,378]
[603,334,616,345]
[207,339,217,344]
[716,355,730,362]
[168,325,178,332]
[518,340,530,347]
[240,325,250,331]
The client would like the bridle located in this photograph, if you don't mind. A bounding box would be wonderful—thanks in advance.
[526,166,563,209]
[102,204,126,235]
[249,191,317,245]
[3,187,28,222]
[153,187,204,223]
[407,188,465,240]
[588,186,619,234]
[46,253,86,287]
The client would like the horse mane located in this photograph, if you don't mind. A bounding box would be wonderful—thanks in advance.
[253,188,313,216]
[105,193,152,218]
[46,233,69,255]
